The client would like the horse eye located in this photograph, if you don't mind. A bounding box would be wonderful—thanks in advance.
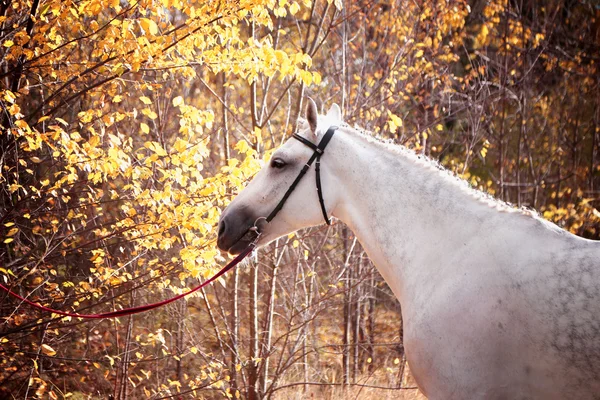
[270,157,286,169]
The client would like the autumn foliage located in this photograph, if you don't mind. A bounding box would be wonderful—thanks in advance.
[0,0,598,398]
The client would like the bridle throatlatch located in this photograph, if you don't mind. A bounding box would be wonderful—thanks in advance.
[266,126,338,225]
[0,126,338,320]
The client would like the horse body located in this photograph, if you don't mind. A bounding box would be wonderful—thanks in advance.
[330,122,600,399]
[218,102,600,399]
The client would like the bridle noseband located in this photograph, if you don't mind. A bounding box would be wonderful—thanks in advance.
[264,126,338,226]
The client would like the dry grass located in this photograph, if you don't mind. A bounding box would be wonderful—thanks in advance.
[274,386,425,400]
[273,363,427,400]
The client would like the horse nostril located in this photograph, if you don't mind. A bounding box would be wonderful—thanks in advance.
[218,219,227,238]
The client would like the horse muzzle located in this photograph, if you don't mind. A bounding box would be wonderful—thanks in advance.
[217,206,260,255]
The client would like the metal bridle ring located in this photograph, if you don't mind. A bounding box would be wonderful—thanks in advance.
[250,216,267,233]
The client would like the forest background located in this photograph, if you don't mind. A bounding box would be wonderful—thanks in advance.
[0,0,599,399]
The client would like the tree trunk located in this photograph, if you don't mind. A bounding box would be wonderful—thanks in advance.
[260,264,278,395]
[248,263,260,400]
[352,259,362,381]
[367,266,376,373]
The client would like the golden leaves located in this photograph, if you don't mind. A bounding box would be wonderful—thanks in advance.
[480,140,490,159]
[1,1,347,391]
[144,141,167,157]
[386,111,403,134]
[3,90,16,103]
[140,18,159,36]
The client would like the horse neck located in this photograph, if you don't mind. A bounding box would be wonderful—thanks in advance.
[330,128,495,308]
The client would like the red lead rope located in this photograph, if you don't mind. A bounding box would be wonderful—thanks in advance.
[0,244,255,319]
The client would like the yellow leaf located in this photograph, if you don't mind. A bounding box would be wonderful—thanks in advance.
[142,108,158,119]
[3,90,16,103]
[151,141,167,156]
[312,72,322,85]
[299,70,312,86]
[254,127,262,144]
[414,49,424,58]
[55,117,68,126]
[172,96,183,107]
[41,344,57,356]
[14,120,29,129]
[89,135,100,147]
[173,138,187,153]
[3,40,13,47]
[289,2,300,15]
[140,96,152,105]
[8,103,20,116]
[235,140,250,154]
[140,123,150,134]
[3,238,13,244]
[140,18,158,35]
[387,111,403,134]
[7,227,18,236]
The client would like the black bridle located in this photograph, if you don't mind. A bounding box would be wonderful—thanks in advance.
[265,126,338,226]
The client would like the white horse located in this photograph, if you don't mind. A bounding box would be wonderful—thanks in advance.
[217,100,600,399]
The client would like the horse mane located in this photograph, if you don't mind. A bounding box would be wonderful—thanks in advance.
[339,122,555,223]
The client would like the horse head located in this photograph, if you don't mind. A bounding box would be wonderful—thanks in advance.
[217,100,343,254]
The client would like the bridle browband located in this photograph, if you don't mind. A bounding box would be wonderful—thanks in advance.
[265,126,338,226]
[0,126,339,320]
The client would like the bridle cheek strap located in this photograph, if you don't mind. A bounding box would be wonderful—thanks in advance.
[266,126,338,225]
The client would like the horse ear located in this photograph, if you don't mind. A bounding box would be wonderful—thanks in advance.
[326,103,342,123]
[306,98,318,134]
